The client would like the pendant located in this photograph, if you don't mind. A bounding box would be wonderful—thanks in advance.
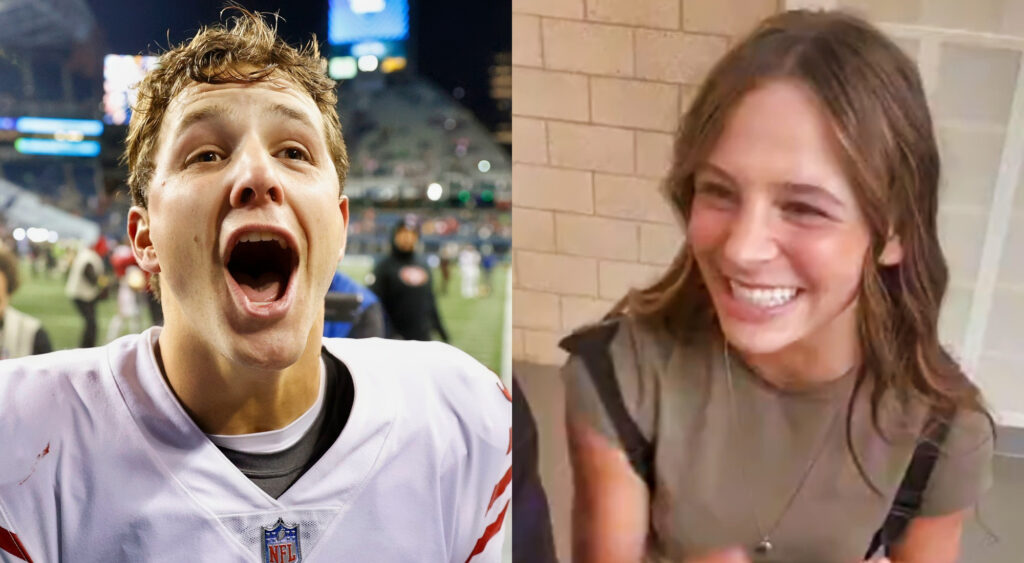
[754,538,773,555]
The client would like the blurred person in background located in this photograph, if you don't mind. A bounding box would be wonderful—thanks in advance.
[438,241,455,296]
[371,217,449,341]
[323,269,385,339]
[458,243,481,299]
[64,236,109,348]
[480,244,497,298]
[106,237,146,341]
[0,247,51,359]
[561,10,993,563]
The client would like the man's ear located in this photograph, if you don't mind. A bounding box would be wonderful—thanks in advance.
[878,232,904,266]
[337,195,349,260]
[128,206,160,274]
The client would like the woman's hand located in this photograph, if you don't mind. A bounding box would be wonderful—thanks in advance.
[682,547,752,562]
[567,416,650,563]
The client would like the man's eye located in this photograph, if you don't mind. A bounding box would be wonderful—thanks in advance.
[188,151,221,165]
[279,147,309,161]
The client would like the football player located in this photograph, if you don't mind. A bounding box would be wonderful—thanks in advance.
[0,9,510,562]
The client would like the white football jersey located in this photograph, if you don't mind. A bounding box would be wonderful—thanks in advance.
[0,328,511,562]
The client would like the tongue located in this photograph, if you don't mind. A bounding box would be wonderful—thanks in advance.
[234,271,284,302]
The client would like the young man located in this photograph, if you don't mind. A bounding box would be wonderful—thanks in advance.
[0,10,510,563]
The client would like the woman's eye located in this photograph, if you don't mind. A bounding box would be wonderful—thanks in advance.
[696,182,735,201]
[783,201,828,218]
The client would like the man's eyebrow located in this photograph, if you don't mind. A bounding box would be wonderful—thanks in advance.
[175,104,233,135]
[266,102,317,132]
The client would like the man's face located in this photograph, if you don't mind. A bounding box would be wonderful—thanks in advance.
[130,77,348,370]
[394,227,417,253]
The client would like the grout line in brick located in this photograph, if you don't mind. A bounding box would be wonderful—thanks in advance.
[529,12,728,40]
[539,115,677,135]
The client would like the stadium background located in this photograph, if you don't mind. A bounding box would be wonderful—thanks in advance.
[0,0,512,376]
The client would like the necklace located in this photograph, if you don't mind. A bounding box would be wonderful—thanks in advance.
[722,341,846,555]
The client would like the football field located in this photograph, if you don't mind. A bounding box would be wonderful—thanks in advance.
[11,258,509,374]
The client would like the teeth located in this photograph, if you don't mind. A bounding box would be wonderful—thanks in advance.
[239,231,288,249]
[729,280,798,308]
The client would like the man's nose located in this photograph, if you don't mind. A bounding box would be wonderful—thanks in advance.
[228,140,285,208]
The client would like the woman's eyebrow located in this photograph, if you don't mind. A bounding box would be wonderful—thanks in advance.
[695,162,738,184]
[782,182,846,209]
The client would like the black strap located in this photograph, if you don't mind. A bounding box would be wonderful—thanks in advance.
[560,320,655,489]
[864,411,951,558]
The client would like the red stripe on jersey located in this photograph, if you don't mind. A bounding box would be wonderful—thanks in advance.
[486,465,512,511]
[506,426,512,455]
[464,500,509,563]
[0,527,33,562]
[496,381,511,403]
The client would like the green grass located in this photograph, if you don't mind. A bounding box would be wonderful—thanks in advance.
[12,259,508,373]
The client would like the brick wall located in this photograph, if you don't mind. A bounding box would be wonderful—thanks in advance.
[511,0,781,365]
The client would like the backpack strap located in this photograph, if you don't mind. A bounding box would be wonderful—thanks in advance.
[864,409,952,558]
[560,319,655,490]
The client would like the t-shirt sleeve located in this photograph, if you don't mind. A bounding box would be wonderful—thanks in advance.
[562,353,622,444]
[560,319,658,449]
[918,408,994,517]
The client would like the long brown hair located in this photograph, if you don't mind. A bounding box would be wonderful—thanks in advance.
[615,10,993,492]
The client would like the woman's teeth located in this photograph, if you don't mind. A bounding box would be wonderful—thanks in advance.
[729,280,798,308]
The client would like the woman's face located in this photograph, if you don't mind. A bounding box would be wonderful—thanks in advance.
[688,79,876,362]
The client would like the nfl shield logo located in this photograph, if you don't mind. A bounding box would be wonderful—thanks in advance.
[262,518,302,563]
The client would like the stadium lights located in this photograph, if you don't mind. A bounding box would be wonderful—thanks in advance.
[25,228,51,243]
[477,160,491,173]
[12,228,24,241]
[426,182,443,201]
[16,117,103,136]
[329,57,358,79]
[14,138,101,157]
[352,41,387,58]
[350,0,385,14]
[381,57,407,74]
[357,55,379,72]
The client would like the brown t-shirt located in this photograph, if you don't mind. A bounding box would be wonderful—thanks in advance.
[563,317,993,563]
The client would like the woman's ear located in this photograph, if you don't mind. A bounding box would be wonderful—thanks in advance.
[878,233,903,266]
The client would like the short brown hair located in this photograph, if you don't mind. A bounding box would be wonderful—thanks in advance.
[0,247,19,295]
[123,6,349,207]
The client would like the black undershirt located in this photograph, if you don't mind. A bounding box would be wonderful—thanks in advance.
[216,348,354,498]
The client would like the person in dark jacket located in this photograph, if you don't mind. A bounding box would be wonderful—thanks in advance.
[370,218,448,341]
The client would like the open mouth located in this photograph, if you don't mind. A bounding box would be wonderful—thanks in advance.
[226,231,298,304]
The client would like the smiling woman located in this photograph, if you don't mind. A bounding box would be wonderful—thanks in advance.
[559,10,994,563]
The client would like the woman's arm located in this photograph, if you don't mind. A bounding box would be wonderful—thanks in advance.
[566,415,649,563]
[887,509,966,563]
